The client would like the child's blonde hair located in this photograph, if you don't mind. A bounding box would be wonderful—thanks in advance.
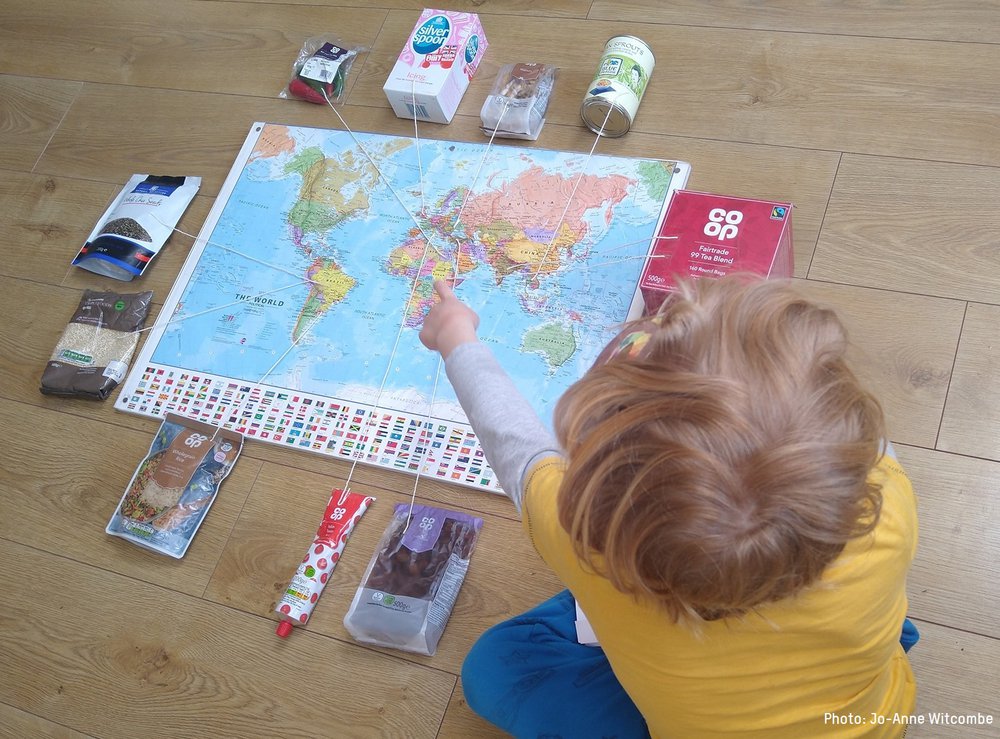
[553,275,885,621]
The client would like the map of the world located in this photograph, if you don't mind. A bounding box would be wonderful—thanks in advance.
[118,122,689,491]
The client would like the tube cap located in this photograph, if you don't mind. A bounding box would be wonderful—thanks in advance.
[275,620,294,638]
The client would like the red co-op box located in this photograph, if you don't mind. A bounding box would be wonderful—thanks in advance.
[639,190,794,314]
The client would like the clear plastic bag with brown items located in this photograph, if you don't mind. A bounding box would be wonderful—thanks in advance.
[344,503,483,655]
[480,62,558,140]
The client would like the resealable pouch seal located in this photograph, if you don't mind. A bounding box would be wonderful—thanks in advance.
[40,289,153,400]
[73,174,201,281]
[106,413,243,559]
[344,503,483,655]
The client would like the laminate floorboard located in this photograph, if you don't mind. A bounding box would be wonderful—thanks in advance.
[1,2,996,736]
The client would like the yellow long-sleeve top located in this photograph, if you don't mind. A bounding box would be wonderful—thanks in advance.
[443,341,918,737]
[523,453,918,738]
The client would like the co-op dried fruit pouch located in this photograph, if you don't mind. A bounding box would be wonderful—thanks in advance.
[106,413,243,558]
[344,503,482,655]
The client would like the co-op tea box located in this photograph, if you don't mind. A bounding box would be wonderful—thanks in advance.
[639,190,794,314]
[384,9,488,124]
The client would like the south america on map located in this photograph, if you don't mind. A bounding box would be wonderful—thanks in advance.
[130,122,686,439]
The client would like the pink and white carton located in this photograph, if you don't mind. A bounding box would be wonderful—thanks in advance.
[383,9,488,124]
[639,190,794,315]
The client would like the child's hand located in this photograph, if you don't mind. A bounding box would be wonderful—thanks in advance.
[420,280,480,359]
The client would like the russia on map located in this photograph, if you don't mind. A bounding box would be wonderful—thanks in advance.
[117,122,689,490]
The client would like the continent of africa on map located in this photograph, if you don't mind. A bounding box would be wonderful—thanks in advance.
[122,122,687,486]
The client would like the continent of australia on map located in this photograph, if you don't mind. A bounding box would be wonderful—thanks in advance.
[152,123,678,428]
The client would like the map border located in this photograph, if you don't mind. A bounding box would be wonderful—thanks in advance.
[115,122,691,492]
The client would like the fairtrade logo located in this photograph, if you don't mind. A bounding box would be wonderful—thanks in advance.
[412,15,451,55]
[184,433,209,448]
[771,206,788,219]
[465,35,479,64]
[704,208,743,240]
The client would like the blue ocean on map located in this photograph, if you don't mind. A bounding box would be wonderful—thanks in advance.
[147,124,685,428]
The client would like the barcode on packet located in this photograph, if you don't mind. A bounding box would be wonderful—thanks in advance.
[406,102,431,119]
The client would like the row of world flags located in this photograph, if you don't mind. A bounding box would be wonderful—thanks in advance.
[122,365,500,490]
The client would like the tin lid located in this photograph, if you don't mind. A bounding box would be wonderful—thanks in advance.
[580,98,631,138]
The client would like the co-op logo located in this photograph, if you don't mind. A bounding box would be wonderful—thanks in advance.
[184,433,209,448]
[412,15,451,54]
[704,208,743,240]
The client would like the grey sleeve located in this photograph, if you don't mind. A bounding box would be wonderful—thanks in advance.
[444,341,562,511]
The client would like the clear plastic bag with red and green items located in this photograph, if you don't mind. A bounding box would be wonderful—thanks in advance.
[343,503,483,655]
[279,35,368,105]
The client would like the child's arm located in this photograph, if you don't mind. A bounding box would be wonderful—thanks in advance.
[418,279,481,359]
[420,281,560,511]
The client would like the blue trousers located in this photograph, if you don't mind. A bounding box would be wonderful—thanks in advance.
[461,590,920,739]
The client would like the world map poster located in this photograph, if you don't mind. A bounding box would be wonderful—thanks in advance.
[117,122,690,491]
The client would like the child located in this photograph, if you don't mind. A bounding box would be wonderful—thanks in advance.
[419,275,918,738]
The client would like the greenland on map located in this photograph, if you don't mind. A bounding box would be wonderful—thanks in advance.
[117,122,689,490]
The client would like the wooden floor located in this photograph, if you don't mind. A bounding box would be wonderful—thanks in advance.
[2,1,999,737]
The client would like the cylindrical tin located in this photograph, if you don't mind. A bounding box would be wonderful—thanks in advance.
[581,35,655,137]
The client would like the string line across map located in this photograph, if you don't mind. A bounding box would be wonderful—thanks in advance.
[116,122,690,492]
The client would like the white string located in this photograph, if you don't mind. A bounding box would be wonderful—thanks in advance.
[148,99,672,513]
[406,99,514,523]
[599,233,679,253]
[161,220,317,284]
[330,91,454,497]
[411,79,426,216]
[445,99,511,286]
[153,221,673,326]
[529,98,617,283]
[509,235,681,274]
[524,252,673,271]
[452,99,510,237]
[214,312,323,440]
[135,281,306,335]
[322,90,438,249]
[140,221,329,440]
[338,279,424,494]
[578,253,672,270]
[323,88,515,523]
[391,100,523,527]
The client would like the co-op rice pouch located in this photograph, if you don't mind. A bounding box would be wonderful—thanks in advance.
[107,413,243,558]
